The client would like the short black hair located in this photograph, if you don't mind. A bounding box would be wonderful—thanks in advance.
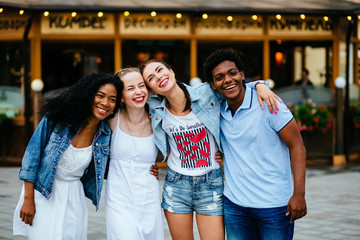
[302,68,309,75]
[203,48,245,83]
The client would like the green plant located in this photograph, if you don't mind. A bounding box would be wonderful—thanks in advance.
[289,99,333,133]
[349,101,360,129]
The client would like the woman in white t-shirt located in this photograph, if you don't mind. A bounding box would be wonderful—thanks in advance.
[140,59,278,240]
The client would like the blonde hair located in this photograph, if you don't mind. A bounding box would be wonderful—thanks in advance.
[115,67,140,80]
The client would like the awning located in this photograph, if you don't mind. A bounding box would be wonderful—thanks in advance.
[1,0,360,15]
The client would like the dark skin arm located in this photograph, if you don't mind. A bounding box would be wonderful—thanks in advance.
[20,181,36,226]
[214,151,223,166]
[150,163,159,179]
[278,119,307,223]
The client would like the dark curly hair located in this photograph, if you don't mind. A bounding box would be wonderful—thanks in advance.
[140,59,191,112]
[203,48,245,84]
[41,73,121,130]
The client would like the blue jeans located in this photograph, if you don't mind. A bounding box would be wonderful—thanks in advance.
[224,196,294,240]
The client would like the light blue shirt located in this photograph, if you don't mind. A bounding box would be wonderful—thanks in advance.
[220,86,294,208]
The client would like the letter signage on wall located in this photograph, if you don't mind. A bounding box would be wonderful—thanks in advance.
[195,15,263,36]
[41,13,114,35]
[268,16,333,36]
[0,13,27,37]
[120,14,190,35]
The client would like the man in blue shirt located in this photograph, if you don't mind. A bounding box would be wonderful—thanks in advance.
[203,49,307,240]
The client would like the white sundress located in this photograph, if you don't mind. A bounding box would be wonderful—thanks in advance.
[105,112,164,240]
[13,144,93,240]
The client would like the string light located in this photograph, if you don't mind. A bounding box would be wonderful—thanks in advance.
[300,14,305,20]
[19,10,24,15]
[276,14,281,20]
[176,13,182,19]
[98,12,103,17]
[71,12,77,17]
[358,15,360,20]
[227,16,233,22]
[124,11,130,17]
[202,13,208,19]
[324,16,329,21]
[347,16,352,21]
[151,11,156,17]
[44,11,49,17]
[252,15,258,21]
[0,8,3,13]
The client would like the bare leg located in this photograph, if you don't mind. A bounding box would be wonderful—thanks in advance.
[196,213,225,240]
[164,210,194,240]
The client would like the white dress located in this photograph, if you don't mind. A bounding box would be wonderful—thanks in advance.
[105,113,164,240]
[13,144,93,240]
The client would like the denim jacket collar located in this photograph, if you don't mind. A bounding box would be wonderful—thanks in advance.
[64,119,111,136]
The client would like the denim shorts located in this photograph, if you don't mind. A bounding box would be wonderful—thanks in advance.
[161,167,224,215]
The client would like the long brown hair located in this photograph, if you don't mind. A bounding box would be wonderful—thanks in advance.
[140,59,191,111]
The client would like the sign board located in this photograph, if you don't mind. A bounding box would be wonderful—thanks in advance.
[41,13,115,35]
[195,15,263,36]
[0,13,27,36]
[268,16,333,36]
[120,13,190,35]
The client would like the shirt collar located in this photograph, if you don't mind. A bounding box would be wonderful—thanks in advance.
[224,85,253,113]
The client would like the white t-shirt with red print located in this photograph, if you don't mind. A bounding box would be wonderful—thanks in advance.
[163,108,220,176]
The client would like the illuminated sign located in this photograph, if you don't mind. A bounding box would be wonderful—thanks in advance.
[41,13,114,34]
[195,15,263,36]
[0,13,27,36]
[268,16,333,36]
[120,14,190,35]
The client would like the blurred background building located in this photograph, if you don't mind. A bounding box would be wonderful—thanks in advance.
[0,0,359,164]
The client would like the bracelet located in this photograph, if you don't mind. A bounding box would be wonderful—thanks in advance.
[254,81,266,88]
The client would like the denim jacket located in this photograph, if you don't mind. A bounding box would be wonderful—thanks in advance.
[19,115,111,209]
[148,81,261,160]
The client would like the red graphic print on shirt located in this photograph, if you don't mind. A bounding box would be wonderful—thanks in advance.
[172,127,212,169]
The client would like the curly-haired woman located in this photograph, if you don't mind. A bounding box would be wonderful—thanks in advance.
[13,73,120,240]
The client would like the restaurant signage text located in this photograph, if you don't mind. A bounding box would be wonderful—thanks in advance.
[120,14,190,35]
[41,13,115,34]
[195,15,263,35]
[268,17,333,36]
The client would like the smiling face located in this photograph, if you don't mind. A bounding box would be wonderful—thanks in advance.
[141,62,176,96]
[91,83,117,121]
[210,60,245,106]
[121,71,149,110]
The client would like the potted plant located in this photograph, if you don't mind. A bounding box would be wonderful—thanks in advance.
[349,101,360,153]
[288,99,334,157]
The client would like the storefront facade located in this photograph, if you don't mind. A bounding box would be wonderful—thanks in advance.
[1,2,360,162]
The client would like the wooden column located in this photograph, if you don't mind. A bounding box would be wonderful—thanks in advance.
[30,14,41,80]
[114,14,121,72]
[190,38,197,79]
[262,16,270,80]
[263,40,270,80]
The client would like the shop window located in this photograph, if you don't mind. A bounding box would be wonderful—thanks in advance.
[270,41,332,89]
[0,42,24,117]
[41,43,114,93]
[122,40,190,83]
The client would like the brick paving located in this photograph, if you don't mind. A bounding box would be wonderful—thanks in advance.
[1,165,360,240]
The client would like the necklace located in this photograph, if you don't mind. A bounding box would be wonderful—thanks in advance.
[125,115,149,138]
[167,102,186,113]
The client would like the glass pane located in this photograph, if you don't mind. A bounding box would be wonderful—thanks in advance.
[41,42,114,93]
[122,40,190,83]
